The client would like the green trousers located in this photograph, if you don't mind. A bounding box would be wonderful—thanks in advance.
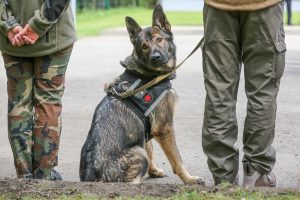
[2,45,73,179]
[202,3,285,185]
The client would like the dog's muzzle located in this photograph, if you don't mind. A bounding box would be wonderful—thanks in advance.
[150,52,168,67]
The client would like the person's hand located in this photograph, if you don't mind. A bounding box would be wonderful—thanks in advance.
[7,26,25,47]
[19,24,39,44]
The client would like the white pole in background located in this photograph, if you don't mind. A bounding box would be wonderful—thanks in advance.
[71,0,76,25]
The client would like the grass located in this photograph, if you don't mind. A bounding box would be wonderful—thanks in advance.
[76,7,202,37]
[1,191,300,200]
[284,12,300,25]
[76,7,300,37]
[1,186,300,200]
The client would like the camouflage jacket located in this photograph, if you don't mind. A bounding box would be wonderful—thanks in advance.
[0,0,76,57]
[204,0,283,11]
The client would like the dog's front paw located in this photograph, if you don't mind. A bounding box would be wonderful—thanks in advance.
[148,168,166,178]
[185,176,205,185]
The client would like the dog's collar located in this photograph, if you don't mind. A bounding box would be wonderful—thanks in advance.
[124,69,176,81]
[121,70,155,82]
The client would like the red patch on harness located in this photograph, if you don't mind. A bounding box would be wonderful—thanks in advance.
[143,94,152,103]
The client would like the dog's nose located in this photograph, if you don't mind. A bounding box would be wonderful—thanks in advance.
[151,52,161,63]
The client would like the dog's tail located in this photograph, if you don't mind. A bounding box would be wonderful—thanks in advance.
[80,146,149,182]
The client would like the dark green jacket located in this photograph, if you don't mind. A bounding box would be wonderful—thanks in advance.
[204,0,282,11]
[0,0,76,57]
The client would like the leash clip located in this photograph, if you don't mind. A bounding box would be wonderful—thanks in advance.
[105,87,122,97]
[105,79,142,98]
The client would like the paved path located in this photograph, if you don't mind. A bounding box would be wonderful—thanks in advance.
[0,27,300,188]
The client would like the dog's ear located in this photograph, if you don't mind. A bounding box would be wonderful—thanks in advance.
[152,4,171,33]
[125,16,142,44]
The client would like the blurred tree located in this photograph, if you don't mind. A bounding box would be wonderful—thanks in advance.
[77,0,158,10]
[139,0,158,7]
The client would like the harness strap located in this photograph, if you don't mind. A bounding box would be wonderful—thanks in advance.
[111,95,152,141]
[144,89,169,117]
[112,37,204,98]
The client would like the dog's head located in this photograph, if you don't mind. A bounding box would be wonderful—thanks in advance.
[121,4,176,77]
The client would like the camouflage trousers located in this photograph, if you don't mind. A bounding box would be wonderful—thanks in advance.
[202,3,285,185]
[2,45,73,179]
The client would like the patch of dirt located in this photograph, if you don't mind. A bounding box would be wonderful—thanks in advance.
[0,178,195,199]
[0,178,299,199]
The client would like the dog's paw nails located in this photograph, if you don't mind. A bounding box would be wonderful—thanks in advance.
[186,176,205,185]
[196,178,205,185]
[148,169,165,178]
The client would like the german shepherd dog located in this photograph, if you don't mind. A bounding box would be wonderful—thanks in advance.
[79,4,204,185]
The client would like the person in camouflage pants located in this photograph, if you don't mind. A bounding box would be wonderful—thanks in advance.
[2,46,73,179]
[0,0,76,179]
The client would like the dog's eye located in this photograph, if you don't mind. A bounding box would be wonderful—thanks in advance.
[142,44,148,50]
[156,37,163,43]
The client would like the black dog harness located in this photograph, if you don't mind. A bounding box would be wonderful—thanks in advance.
[106,70,172,141]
